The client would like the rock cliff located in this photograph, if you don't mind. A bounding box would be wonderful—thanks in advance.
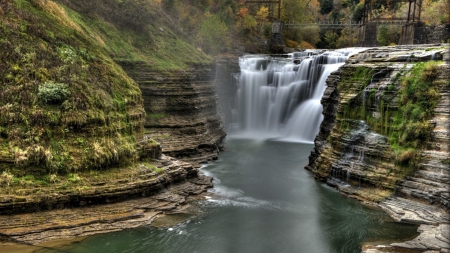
[121,62,226,165]
[0,0,223,217]
[306,44,450,252]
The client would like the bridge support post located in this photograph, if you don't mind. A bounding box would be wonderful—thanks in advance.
[270,21,285,52]
[358,22,379,47]
[399,22,427,45]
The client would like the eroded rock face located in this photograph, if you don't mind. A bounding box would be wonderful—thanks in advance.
[213,55,241,131]
[307,45,450,207]
[121,63,226,165]
[307,44,450,252]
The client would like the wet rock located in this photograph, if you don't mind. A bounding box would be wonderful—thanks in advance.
[390,224,450,251]
[305,45,450,253]
[0,177,212,245]
[0,155,209,215]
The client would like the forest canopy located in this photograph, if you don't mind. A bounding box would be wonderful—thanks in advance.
[159,0,449,51]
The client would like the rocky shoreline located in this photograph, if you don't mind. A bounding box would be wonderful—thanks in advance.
[0,177,212,245]
[307,44,450,253]
[326,179,450,252]
[0,153,213,245]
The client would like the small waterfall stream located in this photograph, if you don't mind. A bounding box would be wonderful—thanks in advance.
[229,49,358,143]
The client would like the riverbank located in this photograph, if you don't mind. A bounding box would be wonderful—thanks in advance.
[0,153,213,245]
[306,45,450,252]
[0,139,431,252]
[329,180,450,252]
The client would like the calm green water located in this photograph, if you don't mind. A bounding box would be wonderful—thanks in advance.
[35,139,418,253]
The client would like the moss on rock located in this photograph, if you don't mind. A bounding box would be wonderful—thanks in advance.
[0,0,146,176]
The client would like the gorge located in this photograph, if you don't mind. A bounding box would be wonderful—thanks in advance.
[2,45,449,253]
[0,1,449,252]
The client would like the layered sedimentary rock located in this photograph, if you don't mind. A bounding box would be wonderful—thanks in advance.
[427,25,450,44]
[0,143,210,214]
[0,166,212,245]
[121,63,226,165]
[0,138,213,243]
[306,45,450,252]
[307,45,450,205]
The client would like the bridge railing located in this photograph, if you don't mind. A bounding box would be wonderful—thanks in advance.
[368,19,409,25]
[284,20,408,29]
[284,21,363,29]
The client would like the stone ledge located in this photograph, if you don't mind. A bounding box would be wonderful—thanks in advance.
[0,155,206,215]
[0,177,212,245]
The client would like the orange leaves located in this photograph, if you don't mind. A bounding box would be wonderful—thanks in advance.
[238,7,249,18]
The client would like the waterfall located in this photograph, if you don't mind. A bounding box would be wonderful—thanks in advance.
[229,49,360,143]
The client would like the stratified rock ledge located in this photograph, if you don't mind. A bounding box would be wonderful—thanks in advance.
[0,150,213,245]
[362,197,450,253]
[0,175,212,245]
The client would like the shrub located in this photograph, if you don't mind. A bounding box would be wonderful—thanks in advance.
[67,173,81,183]
[399,121,433,147]
[377,25,401,46]
[196,14,230,54]
[38,82,70,104]
[396,149,416,164]
[422,61,439,82]
[0,171,14,186]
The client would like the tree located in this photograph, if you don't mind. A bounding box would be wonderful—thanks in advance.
[324,31,339,48]
[196,14,231,54]
[255,6,269,35]
[421,0,450,25]
[282,0,320,44]
[336,27,357,48]
[377,25,400,46]
[352,1,365,22]
[319,0,334,15]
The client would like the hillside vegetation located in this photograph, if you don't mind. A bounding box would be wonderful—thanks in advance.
[159,0,450,50]
[0,0,213,190]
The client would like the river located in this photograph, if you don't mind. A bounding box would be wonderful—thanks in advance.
[34,138,418,253]
[24,50,421,252]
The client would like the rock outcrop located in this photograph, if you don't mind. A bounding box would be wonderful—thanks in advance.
[306,44,450,252]
[0,0,223,245]
[427,25,450,44]
[0,149,213,244]
[0,148,210,215]
[121,62,226,165]
[213,55,241,131]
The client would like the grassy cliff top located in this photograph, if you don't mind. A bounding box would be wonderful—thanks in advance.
[54,0,212,70]
[0,0,211,186]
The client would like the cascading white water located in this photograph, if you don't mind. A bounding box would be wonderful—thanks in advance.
[230,49,360,143]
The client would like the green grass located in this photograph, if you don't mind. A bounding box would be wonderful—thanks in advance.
[147,113,166,119]
[339,66,375,91]
[153,168,165,174]
[392,61,441,148]
[0,0,148,175]
[57,0,211,71]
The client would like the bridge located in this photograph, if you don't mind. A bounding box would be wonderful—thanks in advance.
[284,21,362,29]
[284,20,410,29]
[246,0,427,47]
[358,0,426,45]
